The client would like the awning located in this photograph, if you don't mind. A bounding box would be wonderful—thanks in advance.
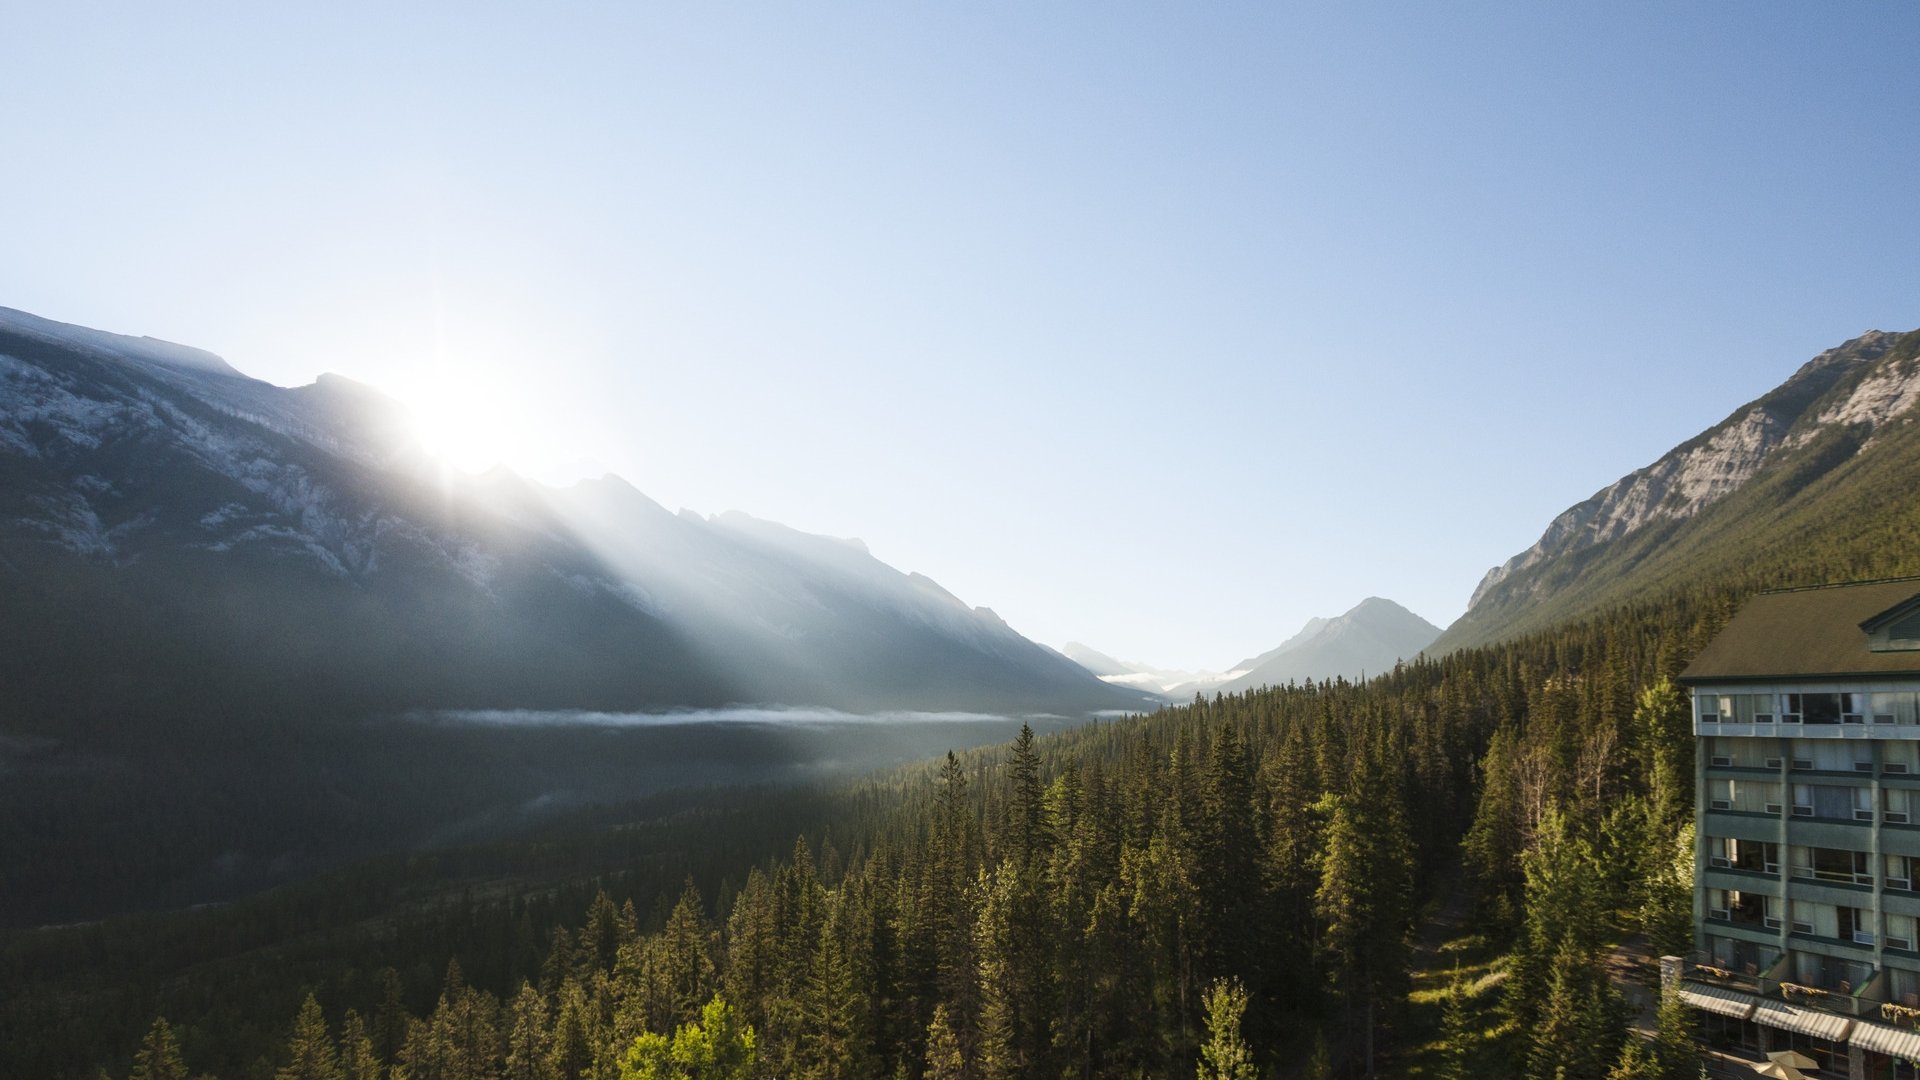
[1679,982,1759,1020]
[1753,998,1855,1042]
[1848,1019,1920,1060]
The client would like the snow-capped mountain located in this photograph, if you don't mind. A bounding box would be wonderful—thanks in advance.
[0,306,1150,728]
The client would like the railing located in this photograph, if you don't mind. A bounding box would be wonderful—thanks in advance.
[1684,952,1888,1018]
[1684,951,1766,994]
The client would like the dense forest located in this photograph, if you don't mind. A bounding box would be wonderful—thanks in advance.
[14,492,1920,1078]
[8,575,1757,1080]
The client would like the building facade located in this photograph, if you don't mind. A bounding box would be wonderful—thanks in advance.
[1681,579,1920,1078]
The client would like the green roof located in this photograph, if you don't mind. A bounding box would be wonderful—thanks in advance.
[1681,578,1920,683]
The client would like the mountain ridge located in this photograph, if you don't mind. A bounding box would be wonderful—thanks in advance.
[1202,597,1440,694]
[0,305,1148,725]
[1437,327,1920,652]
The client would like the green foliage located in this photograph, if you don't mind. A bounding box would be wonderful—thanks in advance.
[1435,974,1474,1080]
[617,993,755,1080]
[276,994,341,1080]
[18,551,1756,1080]
[128,1018,187,1080]
[1196,978,1256,1080]
[1648,985,1699,1080]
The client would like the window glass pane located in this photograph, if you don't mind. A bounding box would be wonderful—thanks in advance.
[1804,694,1842,724]
[1872,692,1919,725]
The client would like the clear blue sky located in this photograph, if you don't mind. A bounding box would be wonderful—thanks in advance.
[4,3,1916,669]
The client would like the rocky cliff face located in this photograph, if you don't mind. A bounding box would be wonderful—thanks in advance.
[1466,331,1915,611]
[1443,328,1920,645]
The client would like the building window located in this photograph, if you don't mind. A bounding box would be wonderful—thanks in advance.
[1709,737,1772,768]
[1713,779,1784,814]
[1888,854,1916,891]
[1792,949,1871,991]
[1790,783,1867,821]
[1791,846,1872,885]
[1871,691,1920,725]
[1704,935,1778,977]
[1699,693,1778,724]
[1887,913,1916,951]
[1790,739,1872,773]
[1884,741,1920,774]
[1889,787,1913,825]
[1711,837,1779,873]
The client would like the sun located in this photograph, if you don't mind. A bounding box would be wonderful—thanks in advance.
[406,384,514,475]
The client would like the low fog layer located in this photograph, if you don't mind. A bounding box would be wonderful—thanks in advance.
[416,707,1073,728]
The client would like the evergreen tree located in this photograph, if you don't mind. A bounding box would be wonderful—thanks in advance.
[278,993,342,1080]
[1005,723,1048,870]
[1648,984,1698,1080]
[1195,978,1256,1080]
[548,978,596,1080]
[661,879,716,1028]
[1526,941,1625,1080]
[1634,678,1692,830]
[1435,973,1474,1080]
[794,899,871,1080]
[129,1018,188,1080]
[923,1004,965,1080]
[372,967,412,1067]
[339,1010,381,1080]
[1608,1037,1658,1080]
[504,982,554,1080]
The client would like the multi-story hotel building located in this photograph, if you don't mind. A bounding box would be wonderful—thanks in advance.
[1679,578,1920,1078]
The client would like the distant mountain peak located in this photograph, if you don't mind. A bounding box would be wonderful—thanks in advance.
[1208,597,1439,694]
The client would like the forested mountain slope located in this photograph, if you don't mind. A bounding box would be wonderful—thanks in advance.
[4,576,1724,1080]
[1437,328,1920,652]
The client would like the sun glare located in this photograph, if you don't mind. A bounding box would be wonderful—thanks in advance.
[407,386,512,475]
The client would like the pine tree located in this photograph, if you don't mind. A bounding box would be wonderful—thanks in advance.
[661,879,716,1028]
[1648,984,1697,1080]
[504,982,554,1080]
[1526,941,1624,1080]
[548,978,595,1080]
[923,1004,965,1080]
[372,967,411,1067]
[339,1010,381,1080]
[581,890,625,974]
[723,868,778,1037]
[1638,819,1695,957]
[1633,678,1691,830]
[794,899,871,1080]
[1195,978,1255,1080]
[1435,973,1474,1080]
[278,993,343,1080]
[1608,1036,1658,1080]
[1005,723,1048,870]
[974,865,1018,1080]
[129,1017,188,1080]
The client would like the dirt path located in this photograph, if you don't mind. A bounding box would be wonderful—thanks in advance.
[1413,870,1476,960]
